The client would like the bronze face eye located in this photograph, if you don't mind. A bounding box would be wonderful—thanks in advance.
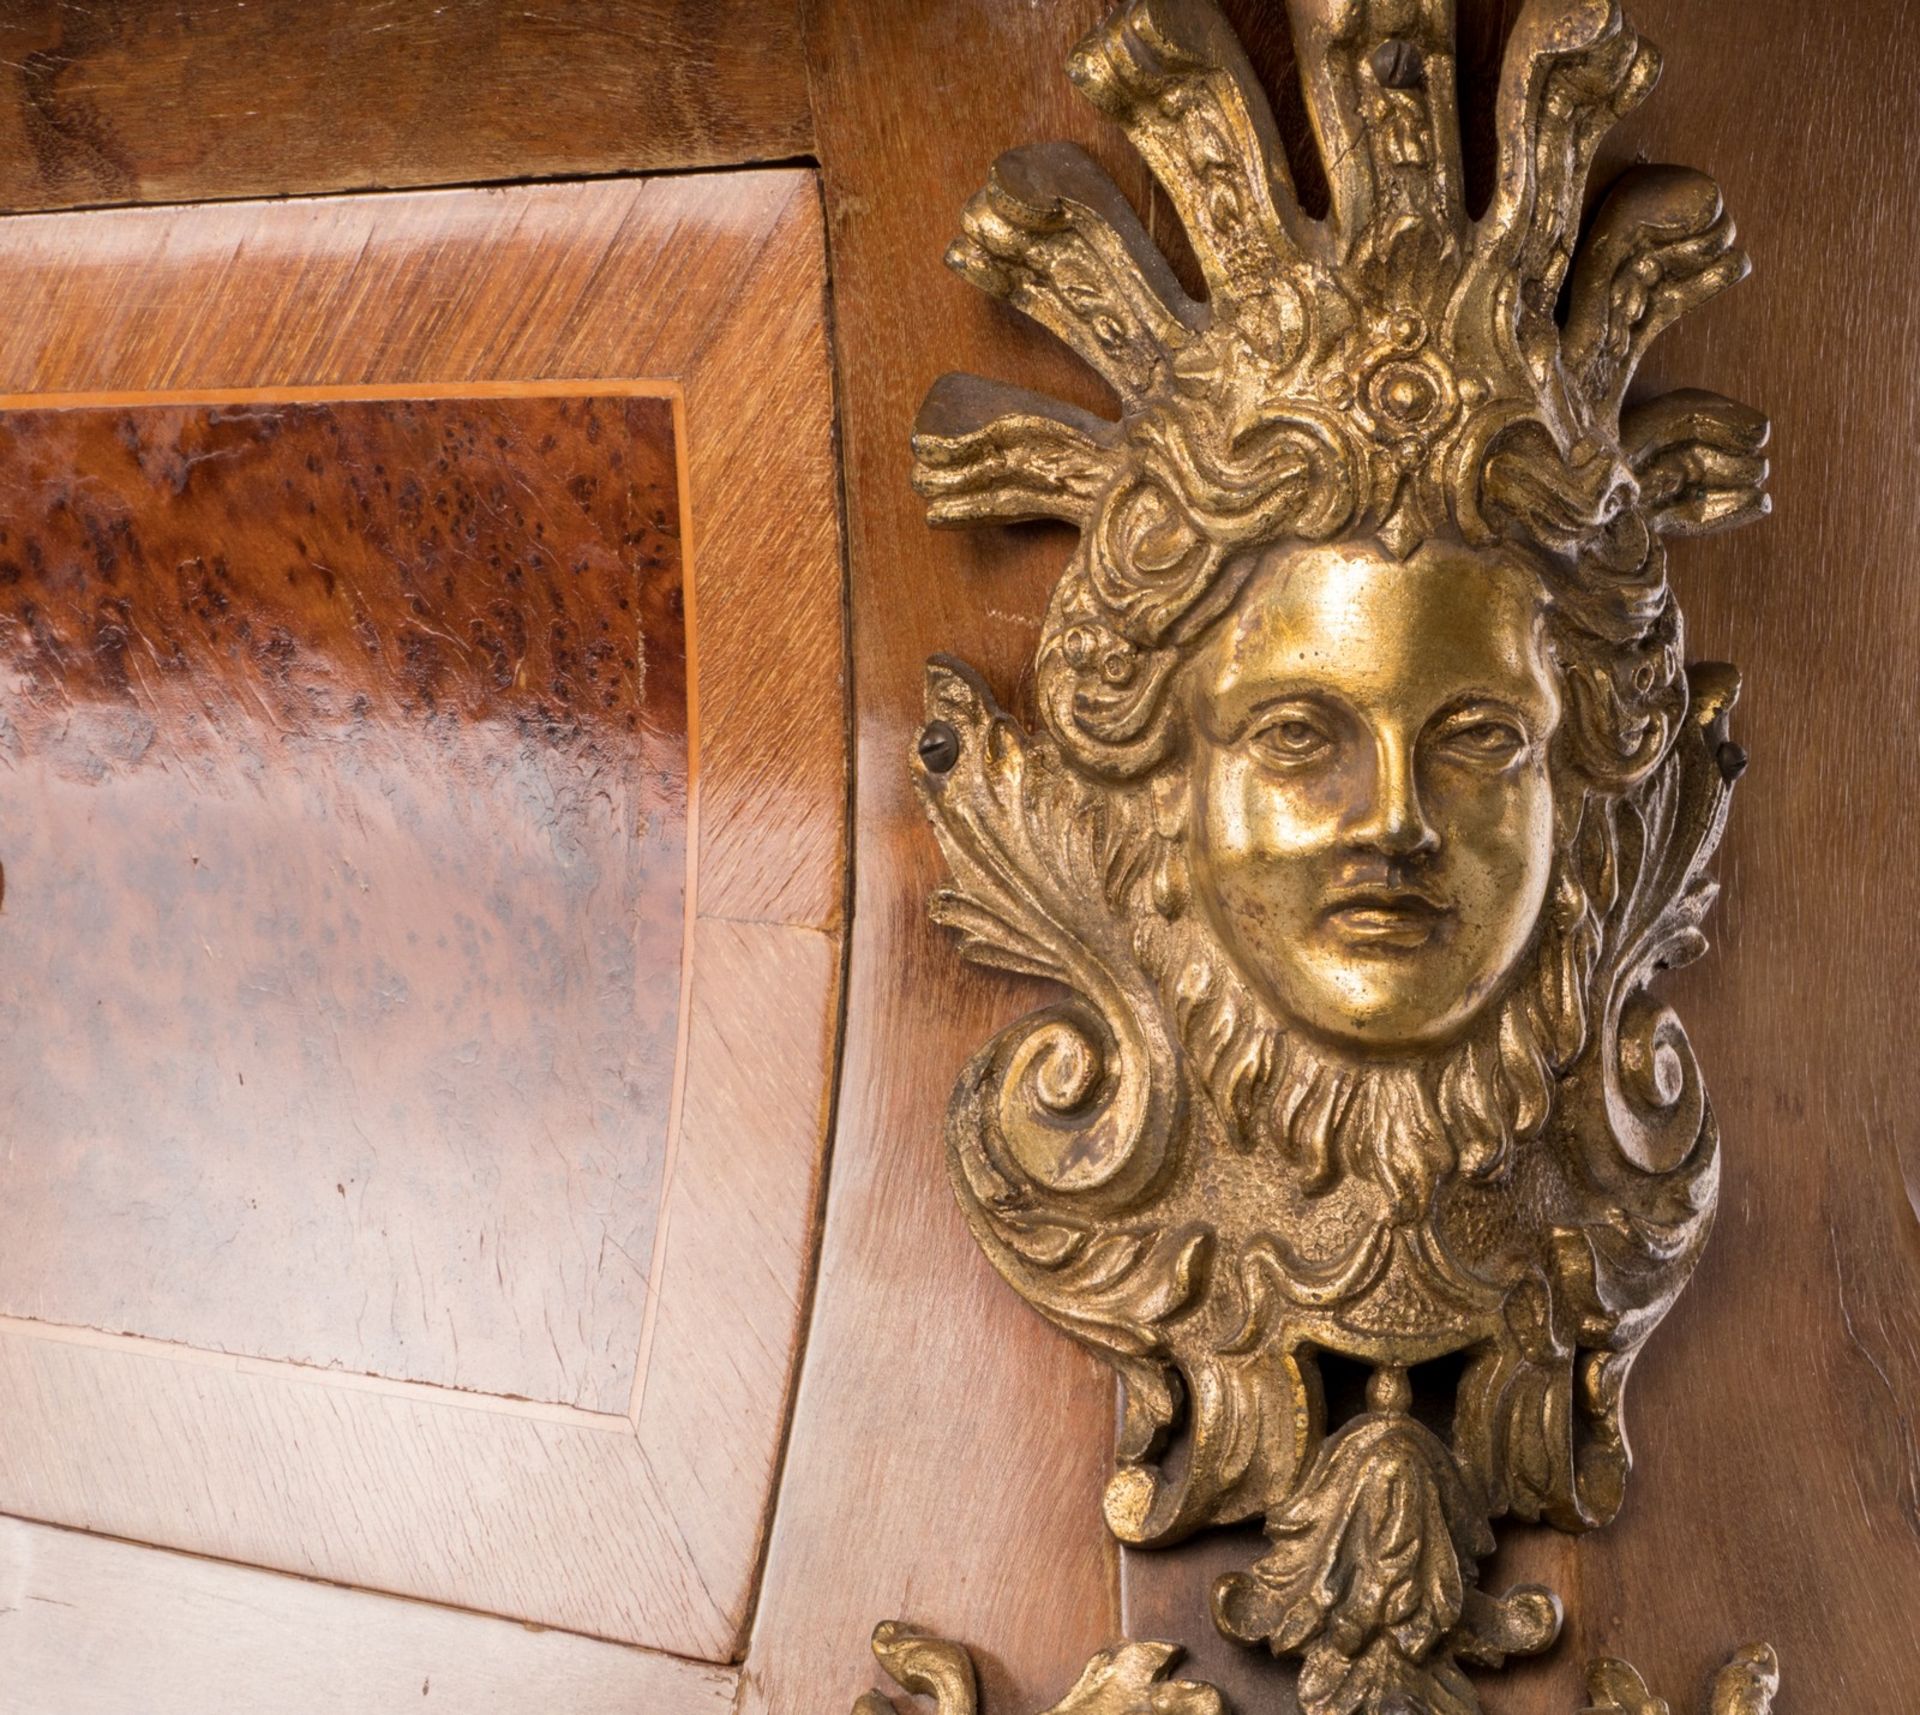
[1247,709,1336,768]
[1430,714,1528,768]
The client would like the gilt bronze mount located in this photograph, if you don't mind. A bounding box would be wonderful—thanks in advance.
[868,2,1778,1712]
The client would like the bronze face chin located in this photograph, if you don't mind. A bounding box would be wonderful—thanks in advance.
[1180,537,1561,1054]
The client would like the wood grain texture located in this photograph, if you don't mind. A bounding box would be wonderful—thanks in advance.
[0,0,813,212]
[745,3,1919,1714]
[0,172,847,1664]
[0,1515,740,1715]
[743,9,1139,1715]
[1549,0,1920,1705]
[639,915,841,1589]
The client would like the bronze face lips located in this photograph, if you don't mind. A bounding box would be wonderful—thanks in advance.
[1320,879,1449,950]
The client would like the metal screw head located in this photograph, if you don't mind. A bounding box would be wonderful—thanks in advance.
[1371,38,1426,90]
[918,720,961,774]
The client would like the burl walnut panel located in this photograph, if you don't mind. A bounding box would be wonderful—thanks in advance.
[0,391,687,1414]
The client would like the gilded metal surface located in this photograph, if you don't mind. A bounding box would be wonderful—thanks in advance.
[900,1,1780,1711]
[1583,1648,1781,1715]
[852,1625,1224,1715]
[849,1632,1778,1715]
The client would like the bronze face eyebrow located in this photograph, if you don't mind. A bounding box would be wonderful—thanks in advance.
[1206,686,1353,746]
[1423,692,1544,735]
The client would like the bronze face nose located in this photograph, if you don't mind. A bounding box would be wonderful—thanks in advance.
[1343,728,1440,861]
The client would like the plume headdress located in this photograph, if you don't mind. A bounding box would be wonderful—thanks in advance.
[911,0,1768,785]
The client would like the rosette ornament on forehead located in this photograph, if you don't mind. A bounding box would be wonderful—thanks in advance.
[911,0,1769,780]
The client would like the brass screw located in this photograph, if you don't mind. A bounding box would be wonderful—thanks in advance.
[1371,38,1425,90]
[918,720,961,774]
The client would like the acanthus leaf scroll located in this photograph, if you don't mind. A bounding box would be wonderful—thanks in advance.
[897,1,1780,1713]
[844,1629,1781,1715]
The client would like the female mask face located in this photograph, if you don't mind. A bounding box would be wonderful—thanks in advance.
[1183,539,1562,1053]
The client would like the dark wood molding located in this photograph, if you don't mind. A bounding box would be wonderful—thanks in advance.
[0,0,813,214]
